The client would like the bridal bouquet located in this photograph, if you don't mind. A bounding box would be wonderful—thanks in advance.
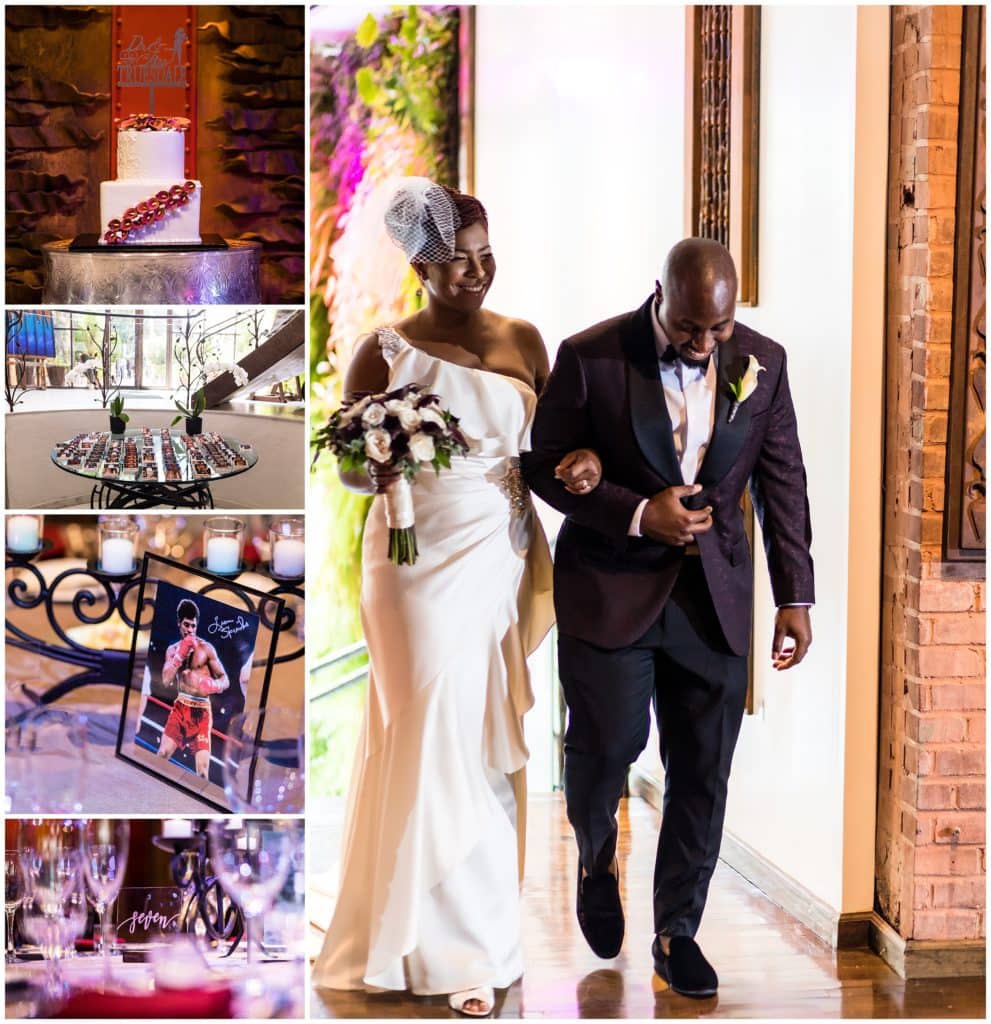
[312,383,469,565]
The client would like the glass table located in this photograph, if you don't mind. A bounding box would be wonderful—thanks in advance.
[50,429,259,509]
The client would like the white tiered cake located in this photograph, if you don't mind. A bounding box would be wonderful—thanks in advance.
[99,114,202,245]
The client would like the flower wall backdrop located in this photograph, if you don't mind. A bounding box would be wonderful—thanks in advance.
[309,4,461,795]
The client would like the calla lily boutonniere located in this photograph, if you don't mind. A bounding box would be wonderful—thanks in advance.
[727,355,765,422]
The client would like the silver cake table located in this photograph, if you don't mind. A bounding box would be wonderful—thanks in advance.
[42,239,262,304]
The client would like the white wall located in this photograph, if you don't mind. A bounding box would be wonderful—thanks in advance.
[475,5,686,347]
[475,5,886,918]
[474,3,686,790]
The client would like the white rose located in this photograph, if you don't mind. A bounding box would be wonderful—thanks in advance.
[408,432,435,463]
[397,406,422,432]
[735,355,766,402]
[384,398,412,415]
[361,403,387,427]
[364,428,392,463]
[419,406,446,429]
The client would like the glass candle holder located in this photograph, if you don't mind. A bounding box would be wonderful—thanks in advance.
[269,517,305,579]
[5,515,43,555]
[98,517,139,575]
[204,517,244,574]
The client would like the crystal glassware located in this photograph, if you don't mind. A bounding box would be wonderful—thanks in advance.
[222,708,304,813]
[208,819,293,966]
[18,820,84,1001]
[81,818,130,987]
[5,850,25,962]
[6,708,89,814]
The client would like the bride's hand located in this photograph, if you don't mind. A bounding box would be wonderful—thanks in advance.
[554,448,602,495]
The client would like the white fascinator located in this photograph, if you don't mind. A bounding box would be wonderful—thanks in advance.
[383,177,461,263]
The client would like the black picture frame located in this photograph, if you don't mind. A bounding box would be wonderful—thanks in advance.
[115,552,286,811]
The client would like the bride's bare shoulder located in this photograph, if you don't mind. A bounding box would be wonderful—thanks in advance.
[344,332,390,395]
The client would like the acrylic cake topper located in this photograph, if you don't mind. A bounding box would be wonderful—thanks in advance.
[116,29,189,113]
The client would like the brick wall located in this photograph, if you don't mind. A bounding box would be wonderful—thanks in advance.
[877,4,986,945]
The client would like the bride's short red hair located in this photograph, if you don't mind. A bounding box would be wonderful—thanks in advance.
[440,185,488,232]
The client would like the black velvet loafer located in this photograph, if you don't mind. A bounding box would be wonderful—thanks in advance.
[652,935,718,998]
[576,859,624,959]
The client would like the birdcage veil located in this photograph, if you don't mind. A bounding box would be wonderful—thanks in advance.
[383,177,462,263]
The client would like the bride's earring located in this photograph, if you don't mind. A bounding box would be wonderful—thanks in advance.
[415,287,423,299]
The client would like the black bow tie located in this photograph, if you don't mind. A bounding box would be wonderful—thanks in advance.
[661,344,711,373]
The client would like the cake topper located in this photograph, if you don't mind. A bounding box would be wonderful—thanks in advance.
[117,29,189,113]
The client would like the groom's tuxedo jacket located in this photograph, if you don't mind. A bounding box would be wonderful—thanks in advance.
[521,296,814,655]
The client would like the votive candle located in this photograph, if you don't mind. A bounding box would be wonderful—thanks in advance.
[270,517,305,578]
[6,515,42,553]
[98,516,139,574]
[204,517,244,574]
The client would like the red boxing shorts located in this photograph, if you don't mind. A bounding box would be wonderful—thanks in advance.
[162,696,212,753]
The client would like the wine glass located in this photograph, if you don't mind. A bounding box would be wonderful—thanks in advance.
[18,820,84,1000]
[5,850,25,962]
[222,708,303,813]
[6,708,89,813]
[208,819,292,966]
[80,818,130,987]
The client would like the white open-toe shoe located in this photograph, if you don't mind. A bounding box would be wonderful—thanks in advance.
[448,986,495,1017]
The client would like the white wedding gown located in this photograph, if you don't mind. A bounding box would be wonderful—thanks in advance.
[312,326,554,995]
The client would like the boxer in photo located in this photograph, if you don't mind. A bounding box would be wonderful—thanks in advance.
[157,598,229,779]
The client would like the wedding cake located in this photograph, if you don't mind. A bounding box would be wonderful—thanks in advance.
[100,114,201,245]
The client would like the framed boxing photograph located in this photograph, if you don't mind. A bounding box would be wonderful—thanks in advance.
[115,553,286,811]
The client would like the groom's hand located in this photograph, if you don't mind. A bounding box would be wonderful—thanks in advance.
[771,606,812,670]
[641,485,713,545]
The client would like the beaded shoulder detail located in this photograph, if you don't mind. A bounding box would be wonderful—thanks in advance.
[376,326,406,364]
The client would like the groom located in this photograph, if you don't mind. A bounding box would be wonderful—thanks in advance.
[521,239,814,997]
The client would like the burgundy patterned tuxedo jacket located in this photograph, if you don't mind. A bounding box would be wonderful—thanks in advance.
[521,296,815,655]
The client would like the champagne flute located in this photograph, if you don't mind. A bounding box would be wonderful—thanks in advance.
[7,709,89,813]
[80,818,130,988]
[222,708,304,813]
[208,819,292,966]
[5,850,25,962]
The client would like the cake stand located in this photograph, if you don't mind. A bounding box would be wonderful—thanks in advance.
[41,239,261,304]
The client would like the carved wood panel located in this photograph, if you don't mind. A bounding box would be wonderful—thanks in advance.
[685,5,759,304]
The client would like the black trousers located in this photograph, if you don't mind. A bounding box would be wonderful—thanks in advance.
[558,557,748,939]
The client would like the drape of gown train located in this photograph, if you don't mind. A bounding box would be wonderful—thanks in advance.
[312,327,555,995]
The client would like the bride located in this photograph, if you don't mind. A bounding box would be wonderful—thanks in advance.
[312,179,601,1016]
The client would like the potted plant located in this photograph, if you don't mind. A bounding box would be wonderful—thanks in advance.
[109,393,129,435]
[172,388,206,435]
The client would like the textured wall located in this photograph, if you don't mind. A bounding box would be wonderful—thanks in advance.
[877,4,986,944]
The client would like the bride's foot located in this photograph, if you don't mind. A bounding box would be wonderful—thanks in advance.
[448,986,494,1017]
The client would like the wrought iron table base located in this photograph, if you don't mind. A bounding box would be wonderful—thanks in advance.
[90,479,215,510]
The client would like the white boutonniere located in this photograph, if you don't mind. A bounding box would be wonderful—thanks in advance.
[728,355,765,422]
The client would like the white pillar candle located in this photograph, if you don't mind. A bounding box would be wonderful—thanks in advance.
[162,818,193,840]
[206,536,240,574]
[272,538,305,578]
[101,536,135,575]
[7,515,40,553]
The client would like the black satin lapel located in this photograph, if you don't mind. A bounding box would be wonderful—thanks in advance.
[624,300,683,486]
[697,336,752,488]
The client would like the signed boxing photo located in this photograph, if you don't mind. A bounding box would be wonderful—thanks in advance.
[137,580,259,787]
[115,553,287,811]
